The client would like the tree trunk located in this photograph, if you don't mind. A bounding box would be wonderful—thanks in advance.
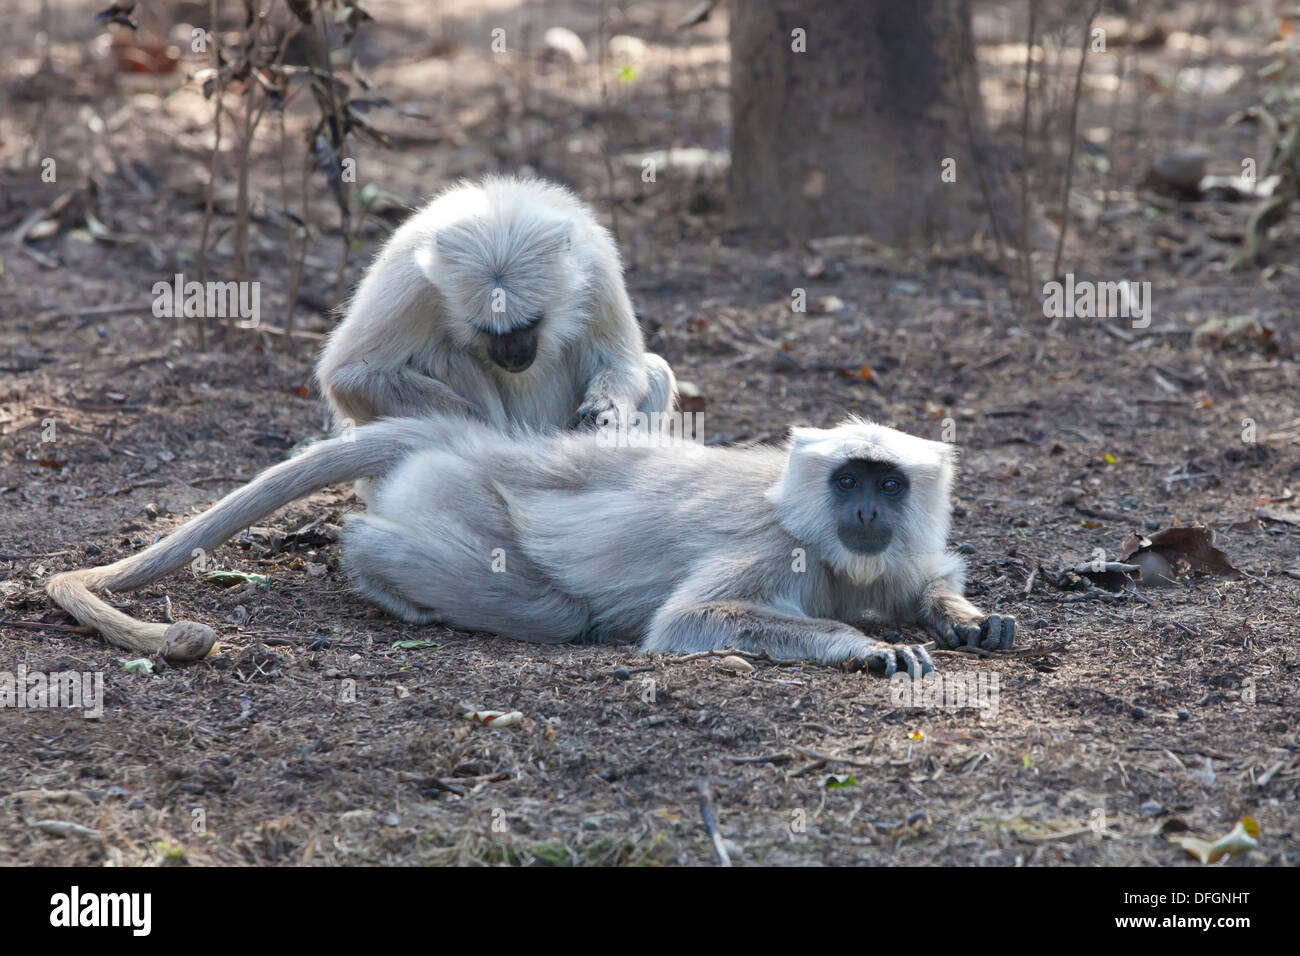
[729,0,1011,244]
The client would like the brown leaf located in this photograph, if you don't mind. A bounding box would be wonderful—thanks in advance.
[1119,527,1243,582]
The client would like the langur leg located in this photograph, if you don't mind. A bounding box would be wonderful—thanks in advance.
[638,352,676,416]
[927,586,1015,651]
[644,601,934,677]
[341,513,589,643]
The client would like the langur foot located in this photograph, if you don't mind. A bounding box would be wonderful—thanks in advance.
[844,641,934,678]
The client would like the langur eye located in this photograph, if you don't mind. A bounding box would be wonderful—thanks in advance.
[836,475,857,490]
[880,478,903,494]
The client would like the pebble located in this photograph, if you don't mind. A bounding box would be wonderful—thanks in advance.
[1131,706,1146,719]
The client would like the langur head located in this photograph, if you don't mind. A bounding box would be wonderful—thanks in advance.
[414,177,592,375]
[768,417,955,583]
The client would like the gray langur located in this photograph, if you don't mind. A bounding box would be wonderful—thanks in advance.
[341,415,1015,673]
[316,174,676,430]
[48,413,1014,670]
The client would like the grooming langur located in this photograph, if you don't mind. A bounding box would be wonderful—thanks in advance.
[49,413,1012,668]
[316,174,675,430]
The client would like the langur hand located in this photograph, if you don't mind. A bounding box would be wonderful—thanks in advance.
[929,594,1015,651]
[845,639,934,678]
[569,395,623,431]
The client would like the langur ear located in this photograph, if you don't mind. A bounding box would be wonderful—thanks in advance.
[787,425,828,448]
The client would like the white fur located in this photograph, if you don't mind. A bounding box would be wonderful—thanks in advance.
[316,174,674,430]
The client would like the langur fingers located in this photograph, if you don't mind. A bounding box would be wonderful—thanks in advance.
[977,614,1017,651]
[864,644,897,678]
[979,615,1004,651]
[931,618,958,649]
[895,643,934,679]
[999,615,1016,650]
[569,399,618,431]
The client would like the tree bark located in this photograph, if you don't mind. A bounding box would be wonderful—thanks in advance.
[729,0,1012,244]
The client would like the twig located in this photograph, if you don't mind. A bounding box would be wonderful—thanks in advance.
[930,640,1068,659]
[0,618,98,636]
[195,0,224,351]
[1018,0,1039,318]
[34,302,151,324]
[696,780,731,867]
[1050,0,1103,278]
[791,746,878,769]
[728,753,794,766]
[663,646,806,668]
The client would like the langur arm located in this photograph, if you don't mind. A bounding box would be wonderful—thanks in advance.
[568,258,659,428]
[643,600,934,677]
[322,359,482,427]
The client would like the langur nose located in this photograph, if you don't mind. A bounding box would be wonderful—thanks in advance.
[488,325,539,373]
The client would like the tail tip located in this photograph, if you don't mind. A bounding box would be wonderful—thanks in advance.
[161,621,219,662]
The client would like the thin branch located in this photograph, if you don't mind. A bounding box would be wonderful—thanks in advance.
[1051,0,1103,279]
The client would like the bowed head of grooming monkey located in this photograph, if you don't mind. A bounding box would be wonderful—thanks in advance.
[316,175,675,431]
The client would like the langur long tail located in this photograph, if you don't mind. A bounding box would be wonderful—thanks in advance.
[46,416,452,661]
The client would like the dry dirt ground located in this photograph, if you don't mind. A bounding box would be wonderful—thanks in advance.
[0,1,1298,866]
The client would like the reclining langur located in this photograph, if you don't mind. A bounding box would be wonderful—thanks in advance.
[47,416,1013,668]
[316,174,675,430]
[340,416,1015,671]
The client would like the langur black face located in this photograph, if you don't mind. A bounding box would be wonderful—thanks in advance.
[829,458,909,555]
[483,314,543,373]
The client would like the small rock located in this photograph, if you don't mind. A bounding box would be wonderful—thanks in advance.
[376,811,399,827]
[1139,800,1164,817]
[717,655,755,674]
[1177,709,1190,721]
[956,543,976,554]
[612,666,631,681]
[543,26,588,64]
[1131,706,1146,719]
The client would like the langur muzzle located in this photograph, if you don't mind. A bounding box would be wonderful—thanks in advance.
[487,316,542,373]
